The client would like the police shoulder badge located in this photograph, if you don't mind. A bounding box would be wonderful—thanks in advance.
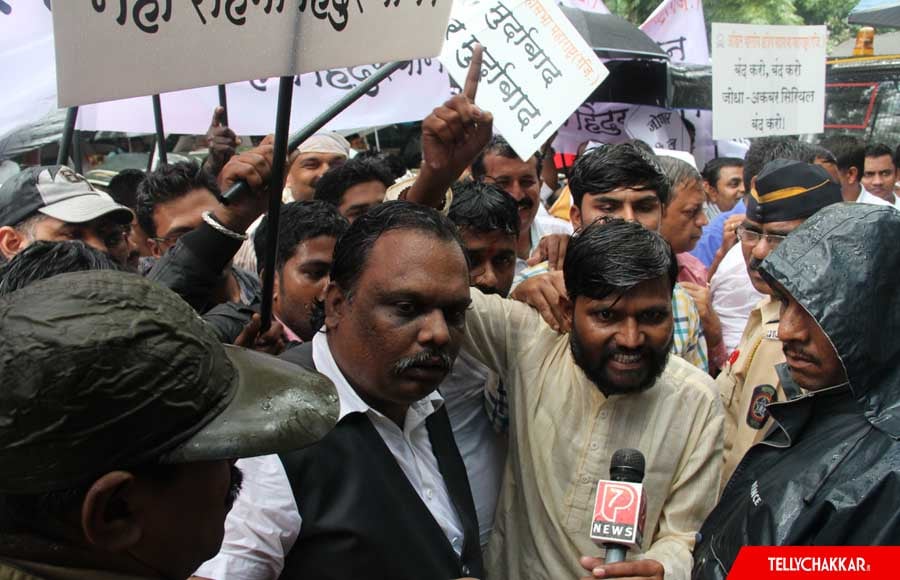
[746,384,778,429]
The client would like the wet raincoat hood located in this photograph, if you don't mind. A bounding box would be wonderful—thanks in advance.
[759,202,900,438]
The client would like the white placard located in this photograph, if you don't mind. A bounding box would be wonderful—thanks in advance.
[52,1,454,107]
[441,0,608,160]
[77,59,454,135]
[639,0,709,65]
[0,1,57,142]
[712,23,826,140]
[553,102,690,155]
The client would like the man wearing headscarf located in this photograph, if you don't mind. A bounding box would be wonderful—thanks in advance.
[284,132,351,202]
[694,203,900,577]
[717,160,843,488]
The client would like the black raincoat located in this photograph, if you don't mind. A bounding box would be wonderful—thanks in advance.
[693,203,900,579]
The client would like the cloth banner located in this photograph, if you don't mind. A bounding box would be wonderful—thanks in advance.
[553,102,691,155]
[640,0,710,64]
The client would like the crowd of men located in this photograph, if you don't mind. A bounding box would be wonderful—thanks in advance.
[0,52,898,580]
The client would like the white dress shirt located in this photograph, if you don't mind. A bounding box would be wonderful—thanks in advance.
[710,244,765,355]
[516,205,574,277]
[195,332,465,579]
[857,187,900,210]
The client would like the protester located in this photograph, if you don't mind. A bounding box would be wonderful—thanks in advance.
[202,107,241,178]
[0,240,120,295]
[467,135,573,274]
[445,180,519,547]
[701,157,745,220]
[106,168,151,264]
[859,143,900,208]
[0,165,135,269]
[657,155,726,373]
[516,143,712,372]
[284,132,351,202]
[313,156,395,222]
[694,203,900,577]
[717,159,843,488]
[465,220,721,580]
[195,202,484,580]
[252,201,348,343]
[137,161,260,307]
[0,270,337,580]
[819,134,866,202]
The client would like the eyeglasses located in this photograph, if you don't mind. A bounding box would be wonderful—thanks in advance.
[736,225,788,247]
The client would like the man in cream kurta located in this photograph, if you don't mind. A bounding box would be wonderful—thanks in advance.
[462,289,723,580]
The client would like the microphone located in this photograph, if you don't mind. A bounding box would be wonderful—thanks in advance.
[590,448,647,565]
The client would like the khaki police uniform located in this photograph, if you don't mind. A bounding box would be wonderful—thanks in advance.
[716,296,796,490]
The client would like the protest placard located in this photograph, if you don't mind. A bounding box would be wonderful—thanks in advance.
[712,23,826,140]
[52,1,454,107]
[557,0,611,14]
[0,1,56,141]
[640,0,709,64]
[554,102,691,155]
[441,0,608,160]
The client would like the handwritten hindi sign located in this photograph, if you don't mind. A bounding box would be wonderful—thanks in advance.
[557,0,611,14]
[554,102,690,155]
[712,23,826,140]
[640,0,709,64]
[441,0,607,160]
[52,1,454,107]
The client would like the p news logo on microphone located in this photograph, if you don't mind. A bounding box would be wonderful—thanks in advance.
[590,480,647,547]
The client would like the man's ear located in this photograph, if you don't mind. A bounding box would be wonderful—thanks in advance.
[81,471,143,552]
[323,281,347,331]
[148,238,163,259]
[0,226,27,260]
[847,166,859,185]
[569,202,582,230]
[703,181,718,204]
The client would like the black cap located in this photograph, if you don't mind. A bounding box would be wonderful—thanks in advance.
[747,159,843,223]
[0,271,339,493]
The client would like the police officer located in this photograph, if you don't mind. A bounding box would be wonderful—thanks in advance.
[718,159,842,488]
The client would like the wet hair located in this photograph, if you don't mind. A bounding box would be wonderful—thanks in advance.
[809,145,837,165]
[743,137,814,192]
[564,218,677,302]
[568,142,669,209]
[355,151,407,180]
[820,135,864,176]
[135,162,219,238]
[470,135,541,181]
[106,169,146,210]
[657,156,702,203]
[330,200,465,298]
[448,180,520,237]
[701,157,744,187]
[0,241,121,296]
[253,201,349,275]
[865,143,895,165]
[313,157,395,207]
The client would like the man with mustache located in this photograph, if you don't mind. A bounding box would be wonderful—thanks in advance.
[0,271,337,580]
[717,159,842,488]
[694,202,900,576]
[195,202,483,580]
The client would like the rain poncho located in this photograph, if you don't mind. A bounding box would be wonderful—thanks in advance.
[692,203,900,578]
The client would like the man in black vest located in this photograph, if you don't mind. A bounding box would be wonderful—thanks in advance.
[194,201,483,580]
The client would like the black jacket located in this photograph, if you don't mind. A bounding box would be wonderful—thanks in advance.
[693,204,900,579]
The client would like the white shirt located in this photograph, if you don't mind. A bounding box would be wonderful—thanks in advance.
[516,205,574,276]
[440,350,508,548]
[195,332,465,579]
[710,244,765,354]
[857,187,900,210]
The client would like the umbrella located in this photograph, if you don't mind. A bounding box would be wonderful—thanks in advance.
[849,0,900,28]
[558,6,669,59]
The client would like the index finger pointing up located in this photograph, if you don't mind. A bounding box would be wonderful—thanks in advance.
[463,43,484,102]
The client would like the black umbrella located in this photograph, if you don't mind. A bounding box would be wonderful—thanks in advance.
[558,6,669,60]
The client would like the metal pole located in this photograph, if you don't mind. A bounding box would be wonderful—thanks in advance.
[152,94,168,166]
[56,106,79,167]
[258,77,295,333]
[72,130,83,174]
[374,128,381,152]
[219,60,407,204]
[218,84,229,126]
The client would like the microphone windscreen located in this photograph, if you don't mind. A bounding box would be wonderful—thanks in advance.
[609,448,645,483]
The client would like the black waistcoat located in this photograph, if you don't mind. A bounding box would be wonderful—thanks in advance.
[278,343,484,580]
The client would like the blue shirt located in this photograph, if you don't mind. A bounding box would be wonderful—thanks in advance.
[690,199,746,268]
